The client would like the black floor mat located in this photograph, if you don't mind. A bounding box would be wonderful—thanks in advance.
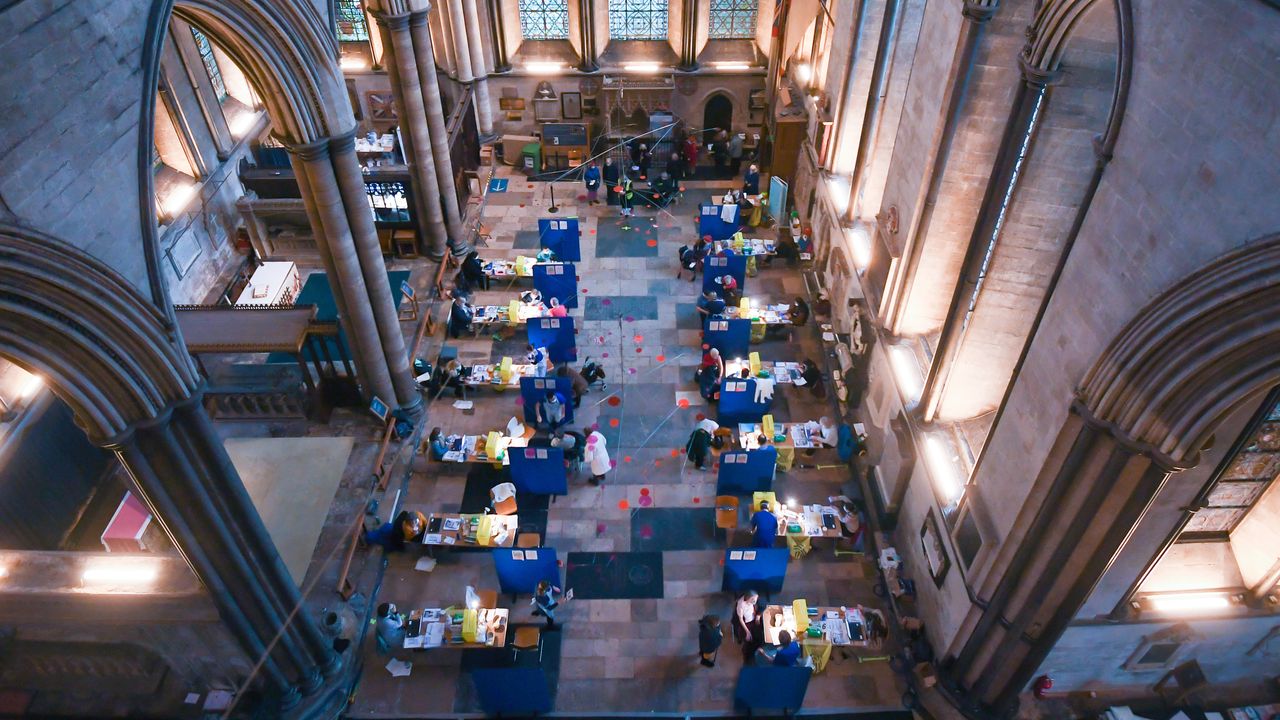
[596,217,659,258]
[458,467,550,544]
[565,552,664,599]
[454,625,562,713]
[630,508,720,551]
[513,229,542,249]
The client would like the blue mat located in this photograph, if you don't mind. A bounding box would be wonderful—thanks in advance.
[584,296,658,321]
[596,217,659,258]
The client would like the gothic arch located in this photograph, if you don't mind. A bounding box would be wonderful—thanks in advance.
[0,223,198,444]
[1079,232,1280,465]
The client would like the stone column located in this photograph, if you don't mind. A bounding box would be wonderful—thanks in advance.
[113,396,340,711]
[446,0,474,81]
[374,8,451,257]
[918,57,1055,422]
[577,0,599,71]
[461,0,495,135]
[845,0,902,216]
[487,0,511,72]
[678,0,699,70]
[411,8,469,250]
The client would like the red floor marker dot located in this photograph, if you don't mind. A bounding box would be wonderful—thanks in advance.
[640,487,650,496]
[602,352,609,358]
[635,347,643,353]
[702,343,710,350]
[609,459,617,468]
[638,494,653,507]
[603,298,612,305]
[657,354,666,363]
[609,418,620,427]
[624,315,635,322]
[639,524,653,539]
[607,395,621,406]
[618,500,629,510]
[647,239,658,247]
[624,455,633,463]
[578,195,587,201]
[654,459,662,466]
[591,422,600,431]
[695,412,706,421]
[670,449,680,457]
[693,497,701,503]
[677,398,689,408]
[633,334,644,343]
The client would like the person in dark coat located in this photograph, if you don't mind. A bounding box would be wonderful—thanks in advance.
[743,164,761,195]
[667,152,687,183]
[603,157,620,205]
[448,293,474,338]
[685,426,713,470]
[557,364,590,407]
[636,144,652,180]
[583,162,602,205]
[460,251,489,290]
[698,615,724,667]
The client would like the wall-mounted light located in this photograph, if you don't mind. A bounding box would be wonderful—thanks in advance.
[845,227,871,271]
[623,62,661,74]
[889,343,922,405]
[794,63,812,83]
[713,61,751,71]
[925,434,964,503]
[339,56,368,72]
[82,559,160,592]
[1147,592,1233,615]
[525,61,566,75]
[228,112,259,140]
[160,182,197,221]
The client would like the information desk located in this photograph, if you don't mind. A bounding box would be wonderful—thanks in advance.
[761,604,874,648]
[428,425,536,465]
[723,303,793,326]
[724,360,805,385]
[422,513,519,548]
[712,237,775,257]
[737,421,823,451]
[483,258,536,280]
[473,300,552,326]
[403,607,509,650]
[462,362,538,388]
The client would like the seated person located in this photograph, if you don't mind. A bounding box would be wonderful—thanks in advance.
[536,390,569,431]
[548,297,568,317]
[396,510,427,543]
[428,427,449,460]
[376,603,406,649]
[430,359,465,398]
[770,630,802,667]
[448,293,474,338]
[815,416,839,447]
[696,290,726,318]
[790,297,811,327]
[535,247,558,263]
[829,495,866,552]
[717,275,740,305]
[460,251,489,290]
[775,229,800,264]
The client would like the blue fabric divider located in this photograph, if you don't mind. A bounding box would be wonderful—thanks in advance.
[494,548,561,595]
[519,376,575,427]
[703,318,752,359]
[721,548,789,594]
[473,667,554,715]
[509,446,568,495]
[718,378,773,424]
[699,202,740,240]
[533,262,578,308]
[702,254,747,295]
[715,447,776,495]
[266,270,410,364]
[527,317,577,362]
[538,217,581,261]
[734,666,811,713]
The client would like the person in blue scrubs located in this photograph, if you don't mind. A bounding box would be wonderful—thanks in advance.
[772,630,801,667]
[751,500,778,548]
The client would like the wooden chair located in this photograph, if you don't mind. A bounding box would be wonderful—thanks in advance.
[715,495,739,544]
[512,626,543,664]
[477,589,498,609]
[516,532,542,548]
[490,482,518,515]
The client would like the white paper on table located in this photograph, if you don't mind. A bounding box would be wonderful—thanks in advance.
[453,400,474,410]
[424,623,445,647]
[793,376,807,386]
[443,518,462,531]
[822,332,836,341]
[720,203,736,222]
[414,556,438,572]
[443,536,456,545]
[385,659,413,677]
[442,451,465,462]
[424,533,443,544]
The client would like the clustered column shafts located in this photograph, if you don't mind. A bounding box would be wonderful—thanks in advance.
[678,0,699,70]
[410,9,469,251]
[376,9,450,258]
[577,0,598,71]
[446,0,474,81]
[486,0,511,72]
[461,0,495,135]
[288,135,420,413]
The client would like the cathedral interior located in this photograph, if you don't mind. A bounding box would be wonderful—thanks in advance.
[0,0,1278,717]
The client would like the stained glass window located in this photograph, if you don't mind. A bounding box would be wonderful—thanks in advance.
[608,0,668,39]
[709,0,757,38]
[190,28,227,102]
[520,0,569,39]
[336,0,370,42]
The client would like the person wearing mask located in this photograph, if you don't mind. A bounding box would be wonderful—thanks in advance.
[743,164,761,196]
[800,359,825,398]
[751,500,778,548]
[789,297,810,327]
[696,290,726,319]
[734,590,762,663]
[553,429,585,475]
[620,176,635,218]
[428,427,449,460]
[698,615,724,667]
[376,603,406,650]
[448,292,474,338]
[533,580,562,628]
[394,510,427,547]
[537,389,568,432]
[770,630,802,667]
[585,428,611,486]
[556,364,589,407]
[717,274,740,306]
[685,423,713,470]
[526,343,551,376]
[460,251,489,291]
[583,161,602,205]
[548,296,568,318]
[701,346,726,377]
[728,132,745,175]
[603,157,620,205]
[652,171,676,206]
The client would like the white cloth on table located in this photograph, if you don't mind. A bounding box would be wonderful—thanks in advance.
[753,377,775,403]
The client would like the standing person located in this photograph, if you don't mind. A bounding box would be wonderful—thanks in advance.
[698,615,724,667]
[376,603,406,650]
[734,590,763,664]
[751,500,778,548]
[460,251,490,290]
[637,143,652,180]
[686,424,713,470]
[682,134,700,170]
[533,580,562,628]
[583,161,602,205]
[556,364,589,407]
[743,163,761,195]
[603,157,620,205]
[548,297,568,318]
[619,177,635,217]
[668,151,687,183]
[728,132,745,175]
[526,343,551,376]
[585,428,611,485]
[537,390,568,432]
[815,416,839,447]
[712,130,729,176]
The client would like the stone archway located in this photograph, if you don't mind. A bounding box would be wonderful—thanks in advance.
[0,222,338,711]
[138,0,420,414]
[946,233,1280,714]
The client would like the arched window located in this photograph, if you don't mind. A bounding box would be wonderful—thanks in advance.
[190,28,227,101]
[609,0,668,39]
[336,0,370,42]
[709,0,756,38]
[519,0,570,39]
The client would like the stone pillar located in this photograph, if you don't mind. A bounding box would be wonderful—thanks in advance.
[828,0,869,174]
[486,0,511,72]
[411,9,469,250]
[845,0,902,216]
[113,396,340,711]
[882,0,998,333]
[678,0,700,70]
[918,57,1055,422]
[446,0,474,81]
[944,404,1177,714]
[289,135,420,412]
[577,0,598,71]
[374,8,451,258]
[461,0,495,136]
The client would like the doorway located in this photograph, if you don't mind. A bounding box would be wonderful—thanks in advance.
[702,94,733,141]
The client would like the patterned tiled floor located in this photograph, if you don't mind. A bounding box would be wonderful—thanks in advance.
[347,164,907,717]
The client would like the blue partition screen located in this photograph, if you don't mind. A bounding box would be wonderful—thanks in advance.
[527,316,577,362]
[718,378,772,424]
[494,548,561,595]
[722,548,789,593]
[533,262,578,308]
[519,376,575,426]
[702,254,748,295]
[538,217,581,261]
[699,202,740,240]
[509,446,568,495]
[735,666,811,713]
[715,447,776,494]
[704,318,752,359]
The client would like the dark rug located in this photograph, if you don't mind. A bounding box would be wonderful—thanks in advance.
[512,229,543,249]
[584,296,659,321]
[593,382,698,451]
[676,303,702,330]
[458,466,550,546]
[454,625,562,713]
[595,217,659,258]
[630,508,720,551]
[565,552,664,599]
